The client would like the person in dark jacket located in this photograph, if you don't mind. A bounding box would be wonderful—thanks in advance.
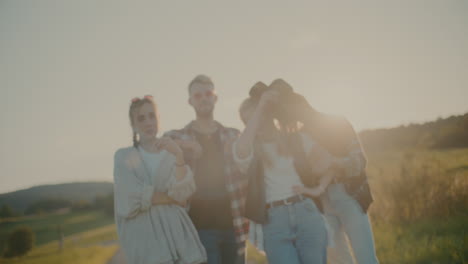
[277,80,380,264]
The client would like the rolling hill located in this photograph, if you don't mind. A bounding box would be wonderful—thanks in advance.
[0,182,113,213]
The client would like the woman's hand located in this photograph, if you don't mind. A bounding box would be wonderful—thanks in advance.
[174,139,203,159]
[155,137,184,160]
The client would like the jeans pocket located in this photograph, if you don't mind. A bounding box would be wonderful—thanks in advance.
[265,206,290,235]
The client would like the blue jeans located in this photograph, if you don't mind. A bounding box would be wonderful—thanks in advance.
[322,183,379,264]
[263,198,328,264]
[198,229,244,264]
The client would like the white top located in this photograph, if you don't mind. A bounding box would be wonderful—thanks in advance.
[233,133,332,203]
[113,147,207,264]
[259,143,305,203]
[232,133,334,252]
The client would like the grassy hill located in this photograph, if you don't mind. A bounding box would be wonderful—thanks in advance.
[0,182,113,213]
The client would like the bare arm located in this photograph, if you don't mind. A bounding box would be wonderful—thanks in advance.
[236,91,278,159]
[292,169,335,197]
[292,134,337,197]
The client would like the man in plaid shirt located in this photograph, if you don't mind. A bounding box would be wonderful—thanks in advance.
[164,75,249,264]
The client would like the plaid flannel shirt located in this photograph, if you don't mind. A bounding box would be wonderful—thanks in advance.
[163,121,250,256]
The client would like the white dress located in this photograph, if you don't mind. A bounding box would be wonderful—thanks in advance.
[113,146,207,264]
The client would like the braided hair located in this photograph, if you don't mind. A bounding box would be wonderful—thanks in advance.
[132,131,139,148]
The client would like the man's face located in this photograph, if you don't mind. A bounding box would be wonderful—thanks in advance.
[188,82,217,118]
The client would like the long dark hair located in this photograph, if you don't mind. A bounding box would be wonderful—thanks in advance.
[281,92,358,157]
[260,79,357,157]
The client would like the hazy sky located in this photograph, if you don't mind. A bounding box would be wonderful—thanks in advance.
[1,0,467,193]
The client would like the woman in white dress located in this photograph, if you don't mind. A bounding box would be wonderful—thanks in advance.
[113,95,207,264]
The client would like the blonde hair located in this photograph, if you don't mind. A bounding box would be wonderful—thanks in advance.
[239,97,291,168]
[188,74,214,94]
[128,97,159,147]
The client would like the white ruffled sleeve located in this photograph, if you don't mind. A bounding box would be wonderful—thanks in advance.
[167,165,196,203]
[113,149,154,219]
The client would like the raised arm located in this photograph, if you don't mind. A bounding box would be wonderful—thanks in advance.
[235,90,278,159]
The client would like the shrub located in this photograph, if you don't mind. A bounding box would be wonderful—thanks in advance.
[3,226,35,258]
[0,204,15,218]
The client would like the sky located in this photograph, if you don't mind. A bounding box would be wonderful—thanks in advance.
[1,0,467,193]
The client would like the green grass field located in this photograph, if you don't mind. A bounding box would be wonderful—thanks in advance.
[246,148,468,264]
[374,215,468,264]
[367,148,468,263]
[0,225,118,264]
[245,215,468,264]
[1,148,466,263]
[4,218,465,264]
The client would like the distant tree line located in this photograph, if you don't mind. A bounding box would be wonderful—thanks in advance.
[24,199,72,215]
[72,193,114,216]
[360,113,468,152]
[0,204,19,218]
[0,193,114,218]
